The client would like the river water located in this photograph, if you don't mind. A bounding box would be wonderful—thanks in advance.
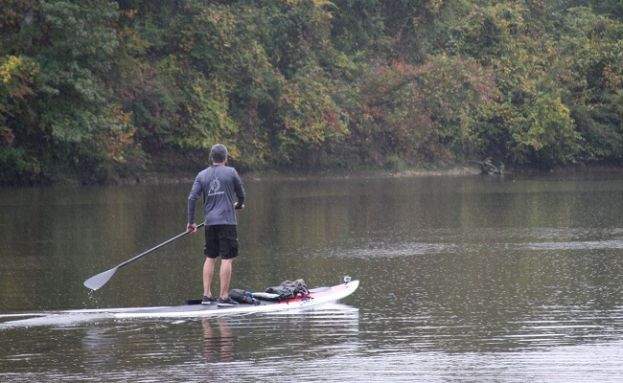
[1,172,623,382]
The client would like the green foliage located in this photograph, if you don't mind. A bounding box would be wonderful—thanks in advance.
[509,94,580,166]
[555,7,623,162]
[0,146,41,185]
[355,55,497,165]
[1,0,622,184]
[276,63,348,162]
[1,0,140,184]
[179,75,238,152]
[0,54,38,182]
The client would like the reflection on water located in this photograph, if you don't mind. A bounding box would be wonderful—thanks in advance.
[202,318,234,363]
[2,174,623,381]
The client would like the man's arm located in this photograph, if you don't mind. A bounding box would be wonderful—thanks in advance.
[187,175,202,229]
[233,170,245,209]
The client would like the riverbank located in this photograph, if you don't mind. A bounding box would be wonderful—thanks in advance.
[3,161,622,188]
[111,162,623,186]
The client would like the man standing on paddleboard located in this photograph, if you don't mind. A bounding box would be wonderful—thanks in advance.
[187,143,246,307]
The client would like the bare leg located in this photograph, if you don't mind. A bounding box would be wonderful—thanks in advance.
[219,258,233,299]
[203,257,217,297]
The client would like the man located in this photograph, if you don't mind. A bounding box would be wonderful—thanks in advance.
[187,143,246,306]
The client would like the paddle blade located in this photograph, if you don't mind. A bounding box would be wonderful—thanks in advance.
[83,267,118,291]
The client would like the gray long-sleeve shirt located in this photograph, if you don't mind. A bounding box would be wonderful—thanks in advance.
[187,165,245,225]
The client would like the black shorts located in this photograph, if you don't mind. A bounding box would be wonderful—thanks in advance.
[204,225,239,259]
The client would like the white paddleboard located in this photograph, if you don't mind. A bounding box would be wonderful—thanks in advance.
[0,280,359,328]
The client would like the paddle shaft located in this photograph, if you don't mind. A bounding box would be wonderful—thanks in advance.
[83,222,205,290]
[117,222,205,269]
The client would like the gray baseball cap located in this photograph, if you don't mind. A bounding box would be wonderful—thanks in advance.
[210,144,228,162]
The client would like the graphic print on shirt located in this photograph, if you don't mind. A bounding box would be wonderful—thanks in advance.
[208,177,224,196]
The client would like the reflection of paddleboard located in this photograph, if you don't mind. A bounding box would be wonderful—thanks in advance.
[0,279,359,328]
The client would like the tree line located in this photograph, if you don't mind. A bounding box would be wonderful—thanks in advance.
[1,0,622,184]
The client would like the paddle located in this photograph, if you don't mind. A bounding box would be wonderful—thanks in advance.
[83,222,205,290]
